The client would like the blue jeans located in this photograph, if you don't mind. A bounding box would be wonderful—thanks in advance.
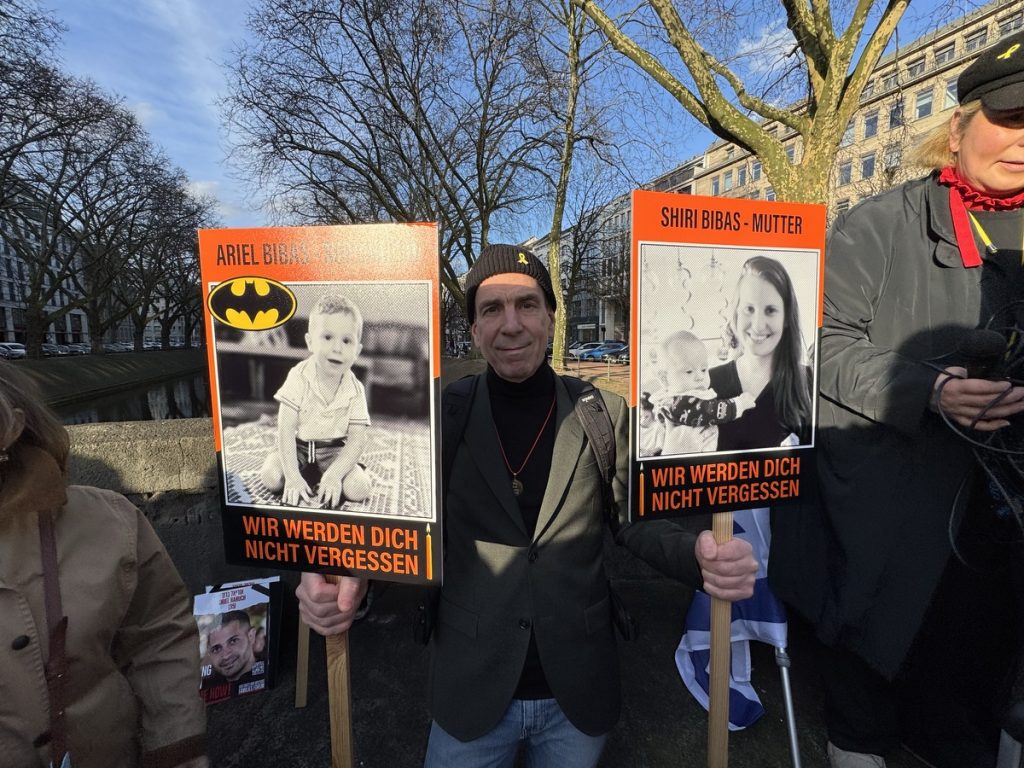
[423,698,607,768]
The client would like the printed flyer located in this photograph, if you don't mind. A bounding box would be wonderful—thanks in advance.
[631,191,825,518]
[195,577,280,704]
[198,223,441,585]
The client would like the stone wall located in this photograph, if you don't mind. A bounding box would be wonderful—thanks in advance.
[67,417,216,494]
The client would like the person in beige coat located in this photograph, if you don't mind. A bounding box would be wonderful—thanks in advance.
[0,361,208,768]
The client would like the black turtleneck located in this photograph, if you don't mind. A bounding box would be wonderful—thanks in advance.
[486,361,556,700]
[486,362,557,537]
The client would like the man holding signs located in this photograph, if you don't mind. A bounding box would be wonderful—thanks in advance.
[298,245,755,766]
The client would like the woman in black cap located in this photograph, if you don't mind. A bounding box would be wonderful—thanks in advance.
[769,30,1024,768]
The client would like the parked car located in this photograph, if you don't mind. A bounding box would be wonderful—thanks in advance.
[602,344,629,363]
[41,343,67,356]
[0,342,27,359]
[567,342,604,359]
[580,342,626,361]
[607,346,629,364]
[65,343,91,355]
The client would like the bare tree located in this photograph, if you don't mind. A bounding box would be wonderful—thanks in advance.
[0,81,151,354]
[572,0,919,203]
[155,246,204,351]
[118,169,218,350]
[224,0,556,307]
[527,0,599,369]
[557,162,631,343]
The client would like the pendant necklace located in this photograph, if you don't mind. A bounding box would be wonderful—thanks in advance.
[494,394,556,497]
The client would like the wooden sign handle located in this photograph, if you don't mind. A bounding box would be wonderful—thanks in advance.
[295,620,310,708]
[707,511,733,768]
[323,575,354,768]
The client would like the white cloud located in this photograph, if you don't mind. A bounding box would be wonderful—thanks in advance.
[142,0,247,116]
[188,180,221,198]
[736,22,794,76]
[129,100,166,128]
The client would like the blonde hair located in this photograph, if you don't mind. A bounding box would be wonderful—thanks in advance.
[910,100,983,170]
[0,361,69,472]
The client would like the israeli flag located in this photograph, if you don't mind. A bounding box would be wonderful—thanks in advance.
[675,507,788,730]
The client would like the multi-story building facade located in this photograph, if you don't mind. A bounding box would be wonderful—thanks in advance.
[0,216,91,345]
[690,1,1021,215]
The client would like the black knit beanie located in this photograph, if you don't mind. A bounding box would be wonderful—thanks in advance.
[464,244,558,323]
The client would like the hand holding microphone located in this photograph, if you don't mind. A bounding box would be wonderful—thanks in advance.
[931,330,1024,431]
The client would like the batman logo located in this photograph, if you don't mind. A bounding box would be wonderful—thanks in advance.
[208,277,296,331]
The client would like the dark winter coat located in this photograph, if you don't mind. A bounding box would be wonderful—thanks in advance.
[769,173,1002,679]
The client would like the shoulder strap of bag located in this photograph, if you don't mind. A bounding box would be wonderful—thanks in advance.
[441,373,479,500]
[561,376,618,531]
[38,509,69,767]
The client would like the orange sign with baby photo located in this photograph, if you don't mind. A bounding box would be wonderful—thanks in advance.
[198,224,441,585]
[630,191,825,518]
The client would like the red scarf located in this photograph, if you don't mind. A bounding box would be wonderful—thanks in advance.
[938,167,1024,267]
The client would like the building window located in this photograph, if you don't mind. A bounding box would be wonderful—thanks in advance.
[839,161,852,186]
[864,110,879,138]
[785,144,796,162]
[881,72,899,90]
[836,199,851,214]
[726,147,735,159]
[862,80,875,98]
[965,29,987,52]
[884,144,902,170]
[1000,12,1023,37]
[749,190,759,200]
[723,170,733,191]
[737,166,747,186]
[907,58,925,78]
[944,77,958,109]
[861,153,876,179]
[711,176,720,195]
[889,99,904,129]
[915,88,933,119]
[765,186,775,201]
[934,43,955,65]
[841,121,855,147]
[752,160,761,181]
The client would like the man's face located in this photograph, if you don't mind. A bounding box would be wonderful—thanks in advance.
[207,620,256,681]
[471,273,553,383]
[305,311,362,379]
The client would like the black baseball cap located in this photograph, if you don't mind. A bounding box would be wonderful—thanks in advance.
[958,30,1024,110]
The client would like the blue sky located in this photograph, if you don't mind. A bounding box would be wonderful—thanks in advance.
[44,0,962,234]
[47,0,260,228]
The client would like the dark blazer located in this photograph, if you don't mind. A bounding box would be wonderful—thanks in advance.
[429,372,702,740]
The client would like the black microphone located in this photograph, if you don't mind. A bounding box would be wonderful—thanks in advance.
[957,329,1007,379]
